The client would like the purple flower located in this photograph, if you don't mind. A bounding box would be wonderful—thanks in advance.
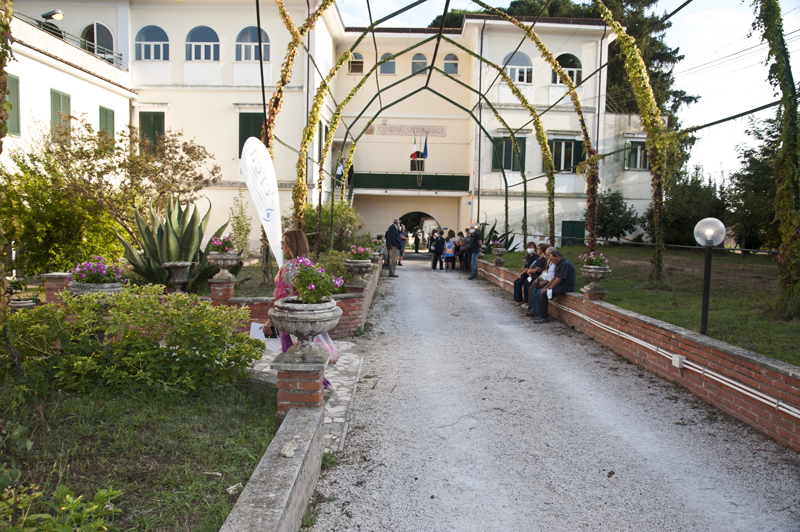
[81,273,86,278]
[309,283,316,290]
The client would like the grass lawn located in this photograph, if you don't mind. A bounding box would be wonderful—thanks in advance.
[491,244,800,367]
[3,382,277,531]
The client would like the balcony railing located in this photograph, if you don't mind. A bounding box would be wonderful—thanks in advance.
[14,12,125,69]
[352,172,470,192]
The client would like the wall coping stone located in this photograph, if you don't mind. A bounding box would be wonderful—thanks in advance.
[562,291,800,379]
[230,296,275,304]
[271,352,328,373]
[218,407,324,532]
[41,272,72,278]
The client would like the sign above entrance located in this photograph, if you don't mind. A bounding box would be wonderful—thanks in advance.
[375,125,447,137]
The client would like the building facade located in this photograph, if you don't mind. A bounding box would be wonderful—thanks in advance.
[8,0,651,251]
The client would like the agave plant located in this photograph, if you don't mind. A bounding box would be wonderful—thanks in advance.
[115,196,241,292]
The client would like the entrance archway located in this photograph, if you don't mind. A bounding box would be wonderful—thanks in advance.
[400,211,438,253]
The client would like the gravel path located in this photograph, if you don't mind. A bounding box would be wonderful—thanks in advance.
[309,255,800,532]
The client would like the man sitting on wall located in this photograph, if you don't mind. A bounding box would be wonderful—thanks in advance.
[533,248,576,324]
[513,242,540,305]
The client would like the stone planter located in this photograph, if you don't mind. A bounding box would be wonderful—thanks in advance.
[581,265,612,295]
[492,247,507,266]
[344,258,373,289]
[268,297,343,364]
[162,261,193,293]
[66,281,123,296]
[8,299,36,312]
[207,252,241,280]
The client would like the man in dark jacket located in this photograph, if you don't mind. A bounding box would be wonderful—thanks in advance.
[386,219,402,278]
[534,248,575,323]
[431,230,445,270]
[467,225,482,280]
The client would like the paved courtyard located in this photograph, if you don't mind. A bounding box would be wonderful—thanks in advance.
[308,254,800,532]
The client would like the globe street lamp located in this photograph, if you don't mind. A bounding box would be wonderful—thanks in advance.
[693,217,726,335]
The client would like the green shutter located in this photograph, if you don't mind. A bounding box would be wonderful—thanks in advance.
[491,137,503,172]
[512,137,526,172]
[239,113,262,158]
[544,140,554,172]
[140,111,165,150]
[7,75,19,136]
[624,140,631,170]
[99,106,114,139]
[573,140,584,174]
[50,89,70,140]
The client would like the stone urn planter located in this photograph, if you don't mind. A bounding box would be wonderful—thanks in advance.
[162,261,193,293]
[207,252,241,280]
[268,297,343,363]
[370,252,382,264]
[492,247,508,266]
[8,299,36,312]
[580,265,612,295]
[66,281,123,296]
[344,258,373,288]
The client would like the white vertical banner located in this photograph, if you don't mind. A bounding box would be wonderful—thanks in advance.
[240,137,284,267]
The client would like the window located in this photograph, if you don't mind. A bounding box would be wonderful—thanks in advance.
[8,74,19,137]
[625,141,649,170]
[135,26,169,61]
[552,54,582,85]
[443,54,458,75]
[236,27,269,62]
[546,139,585,173]
[412,54,427,76]
[81,22,115,63]
[380,53,395,75]
[50,88,70,141]
[492,137,526,172]
[185,26,220,62]
[502,52,532,84]
[239,113,263,157]
[410,151,424,172]
[139,111,165,148]
[99,106,114,139]
[349,53,364,74]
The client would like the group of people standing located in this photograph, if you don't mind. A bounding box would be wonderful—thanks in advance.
[512,243,576,323]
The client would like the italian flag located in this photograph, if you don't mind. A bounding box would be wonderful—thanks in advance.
[412,135,417,160]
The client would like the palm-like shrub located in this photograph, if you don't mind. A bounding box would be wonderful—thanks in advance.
[115,196,240,292]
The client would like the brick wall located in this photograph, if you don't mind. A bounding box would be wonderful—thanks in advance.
[477,260,800,452]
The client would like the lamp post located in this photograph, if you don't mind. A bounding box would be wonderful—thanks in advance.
[693,217,726,335]
[41,9,64,21]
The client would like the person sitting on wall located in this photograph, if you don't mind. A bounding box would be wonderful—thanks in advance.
[513,241,540,305]
[533,248,576,324]
[525,247,555,317]
[515,242,549,306]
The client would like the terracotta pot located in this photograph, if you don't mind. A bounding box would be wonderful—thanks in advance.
[268,297,343,363]
[207,252,241,280]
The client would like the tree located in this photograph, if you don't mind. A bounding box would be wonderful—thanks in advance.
[641,167,727,247]
[298,201,365,253]
[727,115,781,252]
[0,145,122,274]
[583,190,639,243]
[30,115,221,246]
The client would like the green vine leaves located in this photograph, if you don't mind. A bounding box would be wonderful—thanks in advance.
[0,0,14,156]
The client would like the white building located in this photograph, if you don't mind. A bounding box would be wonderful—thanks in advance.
[8,1,652,250]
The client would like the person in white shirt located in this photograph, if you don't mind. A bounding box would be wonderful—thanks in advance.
[525,247,555,316]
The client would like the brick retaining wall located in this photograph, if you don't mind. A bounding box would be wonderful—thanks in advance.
[476,260,800,452]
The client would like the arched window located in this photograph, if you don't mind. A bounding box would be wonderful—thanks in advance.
[412,54,427,76]
[349,52,364,74]
[135,26,169,61]
[444,54,458,75]
[81,22,115,62]
[236,27,269,62]
[502,52,532,84]
[380,53,395,75]
[185,26,220,62]
[552,54,582,85]
[410,151,424,171]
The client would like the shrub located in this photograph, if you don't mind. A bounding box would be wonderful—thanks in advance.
[6,285,263,393]
[583,190,639,243]
[299,202,365,252]
[229,188,253,258]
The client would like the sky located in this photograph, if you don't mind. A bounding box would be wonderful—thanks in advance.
[334,0,800,183]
